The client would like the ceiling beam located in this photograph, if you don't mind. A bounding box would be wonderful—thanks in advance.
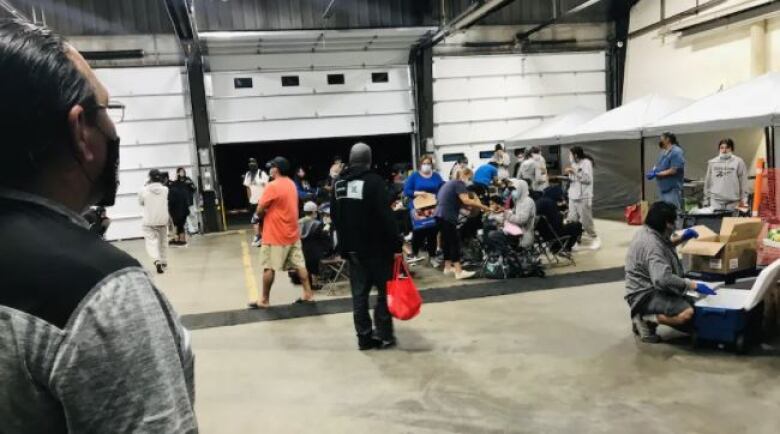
[423,0,519,49]
[515,0,607,43]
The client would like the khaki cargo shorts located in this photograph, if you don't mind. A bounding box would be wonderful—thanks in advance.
[259,240,306,271]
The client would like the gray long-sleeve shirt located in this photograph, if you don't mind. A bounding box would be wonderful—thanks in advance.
[0,188,197,434]
[624,226,692,315]
[567,158,593,200]
[704,154,748,205]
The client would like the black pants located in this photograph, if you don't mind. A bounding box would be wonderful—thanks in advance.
[437,218,461,262]
[347,253,394,344]
[411,226,438,257]
[172,216,187,236]
[560,222,583,252]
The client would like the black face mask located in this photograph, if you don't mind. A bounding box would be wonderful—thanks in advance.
[97,134,121,207]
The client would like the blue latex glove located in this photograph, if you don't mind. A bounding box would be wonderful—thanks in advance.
[681,228,699,242]
[645,169,657,180]
[695,282,717,296]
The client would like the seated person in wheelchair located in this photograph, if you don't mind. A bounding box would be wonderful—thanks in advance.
[534,185,582,254]
[299,201,333,289]
[624,201,714,343]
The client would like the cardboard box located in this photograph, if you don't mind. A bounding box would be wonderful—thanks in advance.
[680,217,763,275]
[413,193,437,210]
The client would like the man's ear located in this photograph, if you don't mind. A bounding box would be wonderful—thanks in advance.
[67,104,95,163]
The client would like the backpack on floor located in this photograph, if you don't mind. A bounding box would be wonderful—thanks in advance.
[482,254,510,279]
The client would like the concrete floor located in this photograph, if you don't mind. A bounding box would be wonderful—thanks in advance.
[192,282,780,434]
[113,220,780,433]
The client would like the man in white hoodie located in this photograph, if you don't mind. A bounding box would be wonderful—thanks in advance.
[139,169,170,273]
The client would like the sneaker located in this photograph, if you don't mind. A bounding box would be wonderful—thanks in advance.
[571,243,584,252]
[406,254,424,264]
[588,237,601,250]
[403,233,413,242]
[429,257,441,269]
[455,270,476,280]
[155,262,165,274]
[377,337,397,350]
[251,236,261,247]
[443,267,455,276]
[632,315,661,344]
[168,239,179,246]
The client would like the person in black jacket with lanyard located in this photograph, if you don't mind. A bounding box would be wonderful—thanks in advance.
[332,142,402,351]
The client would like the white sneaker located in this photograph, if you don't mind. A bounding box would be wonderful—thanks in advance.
[571,243,584,252]
[588,237,601,250]
[443,267,455,276]
[455,270,476,280]
[404,233,413,242]
[406,254,424,264]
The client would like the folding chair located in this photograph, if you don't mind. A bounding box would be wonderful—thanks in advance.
[534,215,576,266]
[319,256,350,295]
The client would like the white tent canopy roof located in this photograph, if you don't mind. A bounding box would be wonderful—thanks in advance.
[558,94,693,144]
[504,107,603,148]
[645,72,780,135]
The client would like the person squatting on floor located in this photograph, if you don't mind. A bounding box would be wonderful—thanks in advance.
[0,20,197,432]
[332,142,402,350]
[624,201,716,343]
[249,156,315,308]
[565,146,600,250]
[140,168,170,273]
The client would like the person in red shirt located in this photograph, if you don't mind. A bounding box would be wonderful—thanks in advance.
[249,156,315,308]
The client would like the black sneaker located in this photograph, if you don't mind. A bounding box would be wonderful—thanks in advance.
[376,338,397,350]
[632,315,661,344]
[358,338,381,351]
[155,262,165,274]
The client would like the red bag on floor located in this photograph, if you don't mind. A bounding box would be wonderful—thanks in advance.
[625,201,648,226]
[387,255,422,320]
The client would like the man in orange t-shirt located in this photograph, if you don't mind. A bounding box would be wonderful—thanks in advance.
[249,156,315,308]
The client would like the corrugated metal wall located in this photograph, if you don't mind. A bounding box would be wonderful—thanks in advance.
[1,1,618,36]
[3,0,173,35]
[195,0,438,31]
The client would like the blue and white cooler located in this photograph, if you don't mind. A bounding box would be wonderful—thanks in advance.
[693,259,780,353]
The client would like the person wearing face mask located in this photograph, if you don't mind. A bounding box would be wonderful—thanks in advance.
[624,201,715,343]
[519,147,549,192]
[435,167,490,279]
[564,146,599,250]
[646,132,685,210]
[506,179,536,249]
[244,158,269,247]
[403,155,444,263]
[0,21,197,432]
[140,169,170,273]
[704,138,748,210]
[168,167,196,246]
[449,156,469,180]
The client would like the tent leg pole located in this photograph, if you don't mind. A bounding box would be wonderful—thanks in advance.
[640,137,646,201]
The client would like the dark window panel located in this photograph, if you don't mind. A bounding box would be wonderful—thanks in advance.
[372,72,389,83]
[281,76,300,87]
[327,74,345,85]
[234,77,254,88]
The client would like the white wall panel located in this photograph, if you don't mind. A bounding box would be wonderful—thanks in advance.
[435,94,606,124]
[210,91,413,122]
[212,114,414,143]
[207,52,414,144]
[120,95,188,121]
[95,67,185,96]
[433,52,607,155]
[95,66,195,241]
[432,52,605,79]
[209,68,410,96]
[208,50,409,72]
[433,71,605,101]
[116,119,191,145]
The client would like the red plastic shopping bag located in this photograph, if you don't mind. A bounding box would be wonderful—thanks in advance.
[387,255,422,320]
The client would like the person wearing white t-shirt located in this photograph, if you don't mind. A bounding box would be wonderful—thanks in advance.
[244,158,269,246]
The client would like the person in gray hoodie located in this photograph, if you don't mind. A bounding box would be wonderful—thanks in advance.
[704,138,748,210]
[507,179,536,249]
[565,146,600,250]
[139,169,170,274]
[624,201,715,343]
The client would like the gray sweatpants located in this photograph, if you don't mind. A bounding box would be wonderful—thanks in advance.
[143,225,168,265]
[710,199,738,211]
[568,198,596,237]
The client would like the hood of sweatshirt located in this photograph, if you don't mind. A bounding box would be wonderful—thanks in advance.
[146,182,167,195]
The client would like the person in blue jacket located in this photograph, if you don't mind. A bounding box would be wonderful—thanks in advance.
[404,154,444,262]
[473,161,498,199]
[294,166,318,203]
[646,132,686,211]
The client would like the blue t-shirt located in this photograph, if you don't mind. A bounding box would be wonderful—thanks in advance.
[403,171,444,204]
[656,145,685,193]
[435,180,468,223]
[473,164,497,186]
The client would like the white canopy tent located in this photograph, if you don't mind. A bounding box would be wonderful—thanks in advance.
[504,107,603,148]
[645,72,780,136]
[559,94,693,144]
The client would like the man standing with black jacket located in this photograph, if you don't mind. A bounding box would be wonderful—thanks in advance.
[331,142,401,350]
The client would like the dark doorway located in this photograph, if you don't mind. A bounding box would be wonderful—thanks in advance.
[214,134,412,224]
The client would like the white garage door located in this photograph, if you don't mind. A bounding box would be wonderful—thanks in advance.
[97,66,196,241]
[432,51,607,176]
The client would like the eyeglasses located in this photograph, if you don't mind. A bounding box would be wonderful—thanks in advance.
[88,100,126,123]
